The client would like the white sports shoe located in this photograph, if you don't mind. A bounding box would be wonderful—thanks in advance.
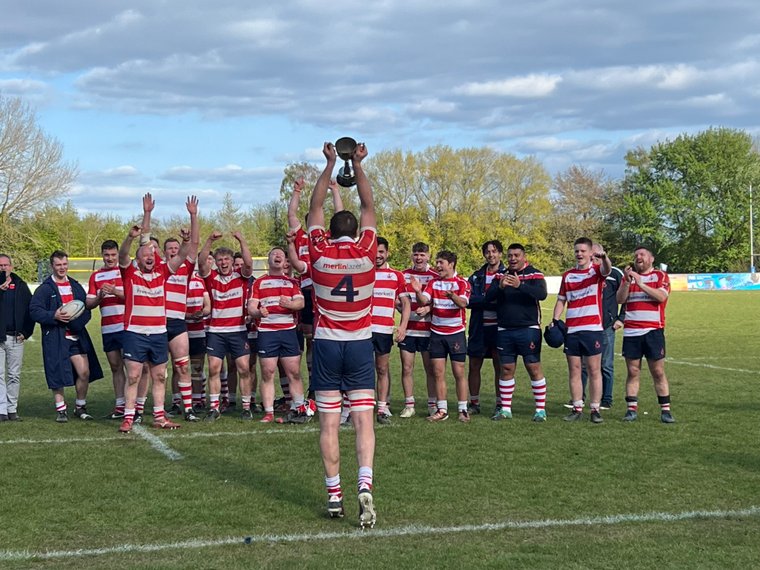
[399,406,416,418]
[358,490,376,529]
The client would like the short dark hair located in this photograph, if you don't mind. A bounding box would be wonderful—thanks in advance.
[0,253,11,264]
[163,238,180,249]
[101,240,119,252]
[634,244,654,255]
[149,236,160,247]
[412,242,429,253]
[233,252,243,260]
[507,243,525,253]
[481,240,504,256]
[436,250,457,267]
[377,236,389,249]
[50,250,68,265]
[214,247,235,258]
[329,210,359,239]
[574,237,593,248]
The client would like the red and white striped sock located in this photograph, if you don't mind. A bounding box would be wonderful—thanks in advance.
[210,394,220,411]
[241,396,251,411]
[358,466,373,492]
[404,396,415,407]
[115,397,126,414]
[326,474,342,499]
[499,378,516,412]
[179,383,192,412]
[153,406,165,422]
[136,397,146,414]
[55,401,66,413]
[531,378,547,411]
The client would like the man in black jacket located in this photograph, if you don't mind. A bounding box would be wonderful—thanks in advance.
[0,254,35,421]
[466,241,505,415]
[485,243,549,422]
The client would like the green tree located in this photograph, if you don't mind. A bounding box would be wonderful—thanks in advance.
[617,128,760,272]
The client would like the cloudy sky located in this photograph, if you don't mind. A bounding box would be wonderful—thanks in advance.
[1,1,759,219]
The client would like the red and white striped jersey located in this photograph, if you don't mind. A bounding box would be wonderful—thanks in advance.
[308,226,377,341]
[293,226,313,289]
[164,259,194,321]
[87,267,125,334]
[558,264,605,334]
[250,274,303,332]
[185,274,207,339]
[623,270,670,337]
[204,270,248,333]
[121,263,173,335]
[402,266,439,337]
[421,275,471,335]
[371,266,406,335]
[55,279,78,340]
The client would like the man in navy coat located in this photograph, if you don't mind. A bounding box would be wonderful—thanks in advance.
[30,250,103,422]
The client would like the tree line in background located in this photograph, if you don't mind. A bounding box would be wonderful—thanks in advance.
[2,94,760,281]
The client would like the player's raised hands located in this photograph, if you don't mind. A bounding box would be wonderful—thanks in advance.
[186,195,199,215]
[323,142,337,162]
[142,193,155,213]
[352,142,368,163]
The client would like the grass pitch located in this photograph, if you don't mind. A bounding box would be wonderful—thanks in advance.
[1,292,759,569]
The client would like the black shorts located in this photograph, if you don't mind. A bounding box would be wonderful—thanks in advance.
[189,336,206,357]
[496,327,542,365]
[257,329,301,359]
[166,318,188,342]
[311,338,375,391]
[372,332,393,356]
[300,287,314,326]
[564,330,604,358]
[101,331,124,353]
[123,331,169,365]
[398,335,430,353]
[428,331,467,362]
[467,325,498,358]
[622,329,666,361]
[206,331,249,360]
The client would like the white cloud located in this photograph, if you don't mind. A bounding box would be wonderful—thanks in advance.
[455,74,563,98]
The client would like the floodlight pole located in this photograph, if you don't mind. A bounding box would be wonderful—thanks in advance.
[751,183,755,273]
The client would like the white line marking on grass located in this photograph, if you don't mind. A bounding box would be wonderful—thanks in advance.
[0,506,757,562]
[665,358,757,374]
[0,424,374,447]
[0,428,319,447]
[133,425,183,461]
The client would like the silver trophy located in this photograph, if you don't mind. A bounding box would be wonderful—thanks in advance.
[335,137,357,187]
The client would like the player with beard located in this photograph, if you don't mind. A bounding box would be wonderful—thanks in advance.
[617,245,674,423]
[117,195,198,433]
[371,237,410,425]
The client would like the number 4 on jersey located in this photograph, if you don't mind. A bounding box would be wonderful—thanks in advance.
[331,275,359,303]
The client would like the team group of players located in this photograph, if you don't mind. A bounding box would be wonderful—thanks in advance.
[31,141,673,527]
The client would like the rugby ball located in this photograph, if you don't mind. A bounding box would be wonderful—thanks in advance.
[60,299,86,320]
